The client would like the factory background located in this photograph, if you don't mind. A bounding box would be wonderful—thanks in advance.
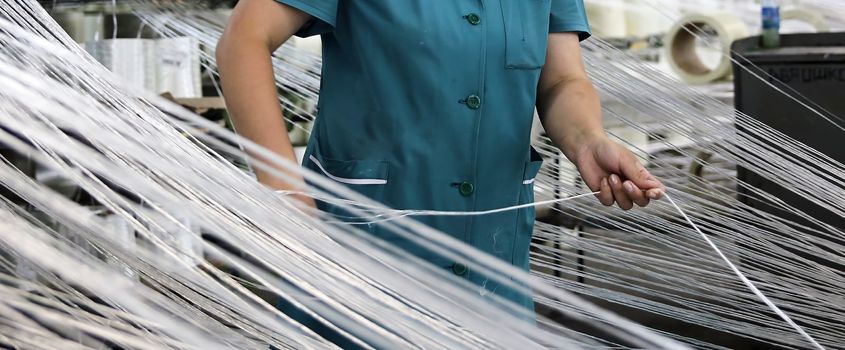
[0,0,841,349]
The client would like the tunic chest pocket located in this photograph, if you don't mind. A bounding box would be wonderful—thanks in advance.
[503,0,552,70]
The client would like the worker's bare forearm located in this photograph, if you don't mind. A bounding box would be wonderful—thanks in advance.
[217,40,296,189]
[216,0,310,191]
[537,33,607,164]
[537,77,606,163]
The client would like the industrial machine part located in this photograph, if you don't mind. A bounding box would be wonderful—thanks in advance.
[732,32,845,267]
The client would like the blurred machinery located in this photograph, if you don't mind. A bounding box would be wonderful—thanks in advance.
[733,32,845,243]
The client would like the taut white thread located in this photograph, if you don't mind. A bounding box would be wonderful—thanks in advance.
[279,190,600,218]
[396,191,600,217]
[318,192,601,225]
[665,192,825,350]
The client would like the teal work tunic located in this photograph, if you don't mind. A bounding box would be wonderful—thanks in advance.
[279,0,590,311]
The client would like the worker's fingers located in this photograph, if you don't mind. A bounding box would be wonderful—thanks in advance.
[624,180,650,207]
[646,186,664,200]
[609,174,633,210]
[597,177,614,206]
[619,153,663,192]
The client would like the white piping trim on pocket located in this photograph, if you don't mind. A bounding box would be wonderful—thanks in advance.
[522,178,535,185]
[309,155,387,185]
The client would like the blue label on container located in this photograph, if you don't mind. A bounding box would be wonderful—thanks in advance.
[762,7,780,30]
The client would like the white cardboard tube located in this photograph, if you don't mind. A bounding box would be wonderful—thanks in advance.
[665,13,749,85]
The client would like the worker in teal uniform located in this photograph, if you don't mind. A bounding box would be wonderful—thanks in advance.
[217,0,665,345]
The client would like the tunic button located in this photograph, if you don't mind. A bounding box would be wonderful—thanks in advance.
[451,263,468,276]
[466,95,482,110]
[466,13,481,26]
[459,181,475,196]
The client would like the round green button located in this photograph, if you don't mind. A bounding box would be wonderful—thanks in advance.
[466,13,481,25]
[466,95,481,110]
[451,263,468,276]
[459,181,474,196]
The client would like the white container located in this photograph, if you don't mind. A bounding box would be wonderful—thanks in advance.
[85,39,156,91]
[85,37,201,97]
[155,37,202,98]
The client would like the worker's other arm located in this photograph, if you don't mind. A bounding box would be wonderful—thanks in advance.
[216,0,314,206]
[536,32,664,210]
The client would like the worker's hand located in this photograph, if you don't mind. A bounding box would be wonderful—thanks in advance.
[573,135,664,210]
[261,168,317,211]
